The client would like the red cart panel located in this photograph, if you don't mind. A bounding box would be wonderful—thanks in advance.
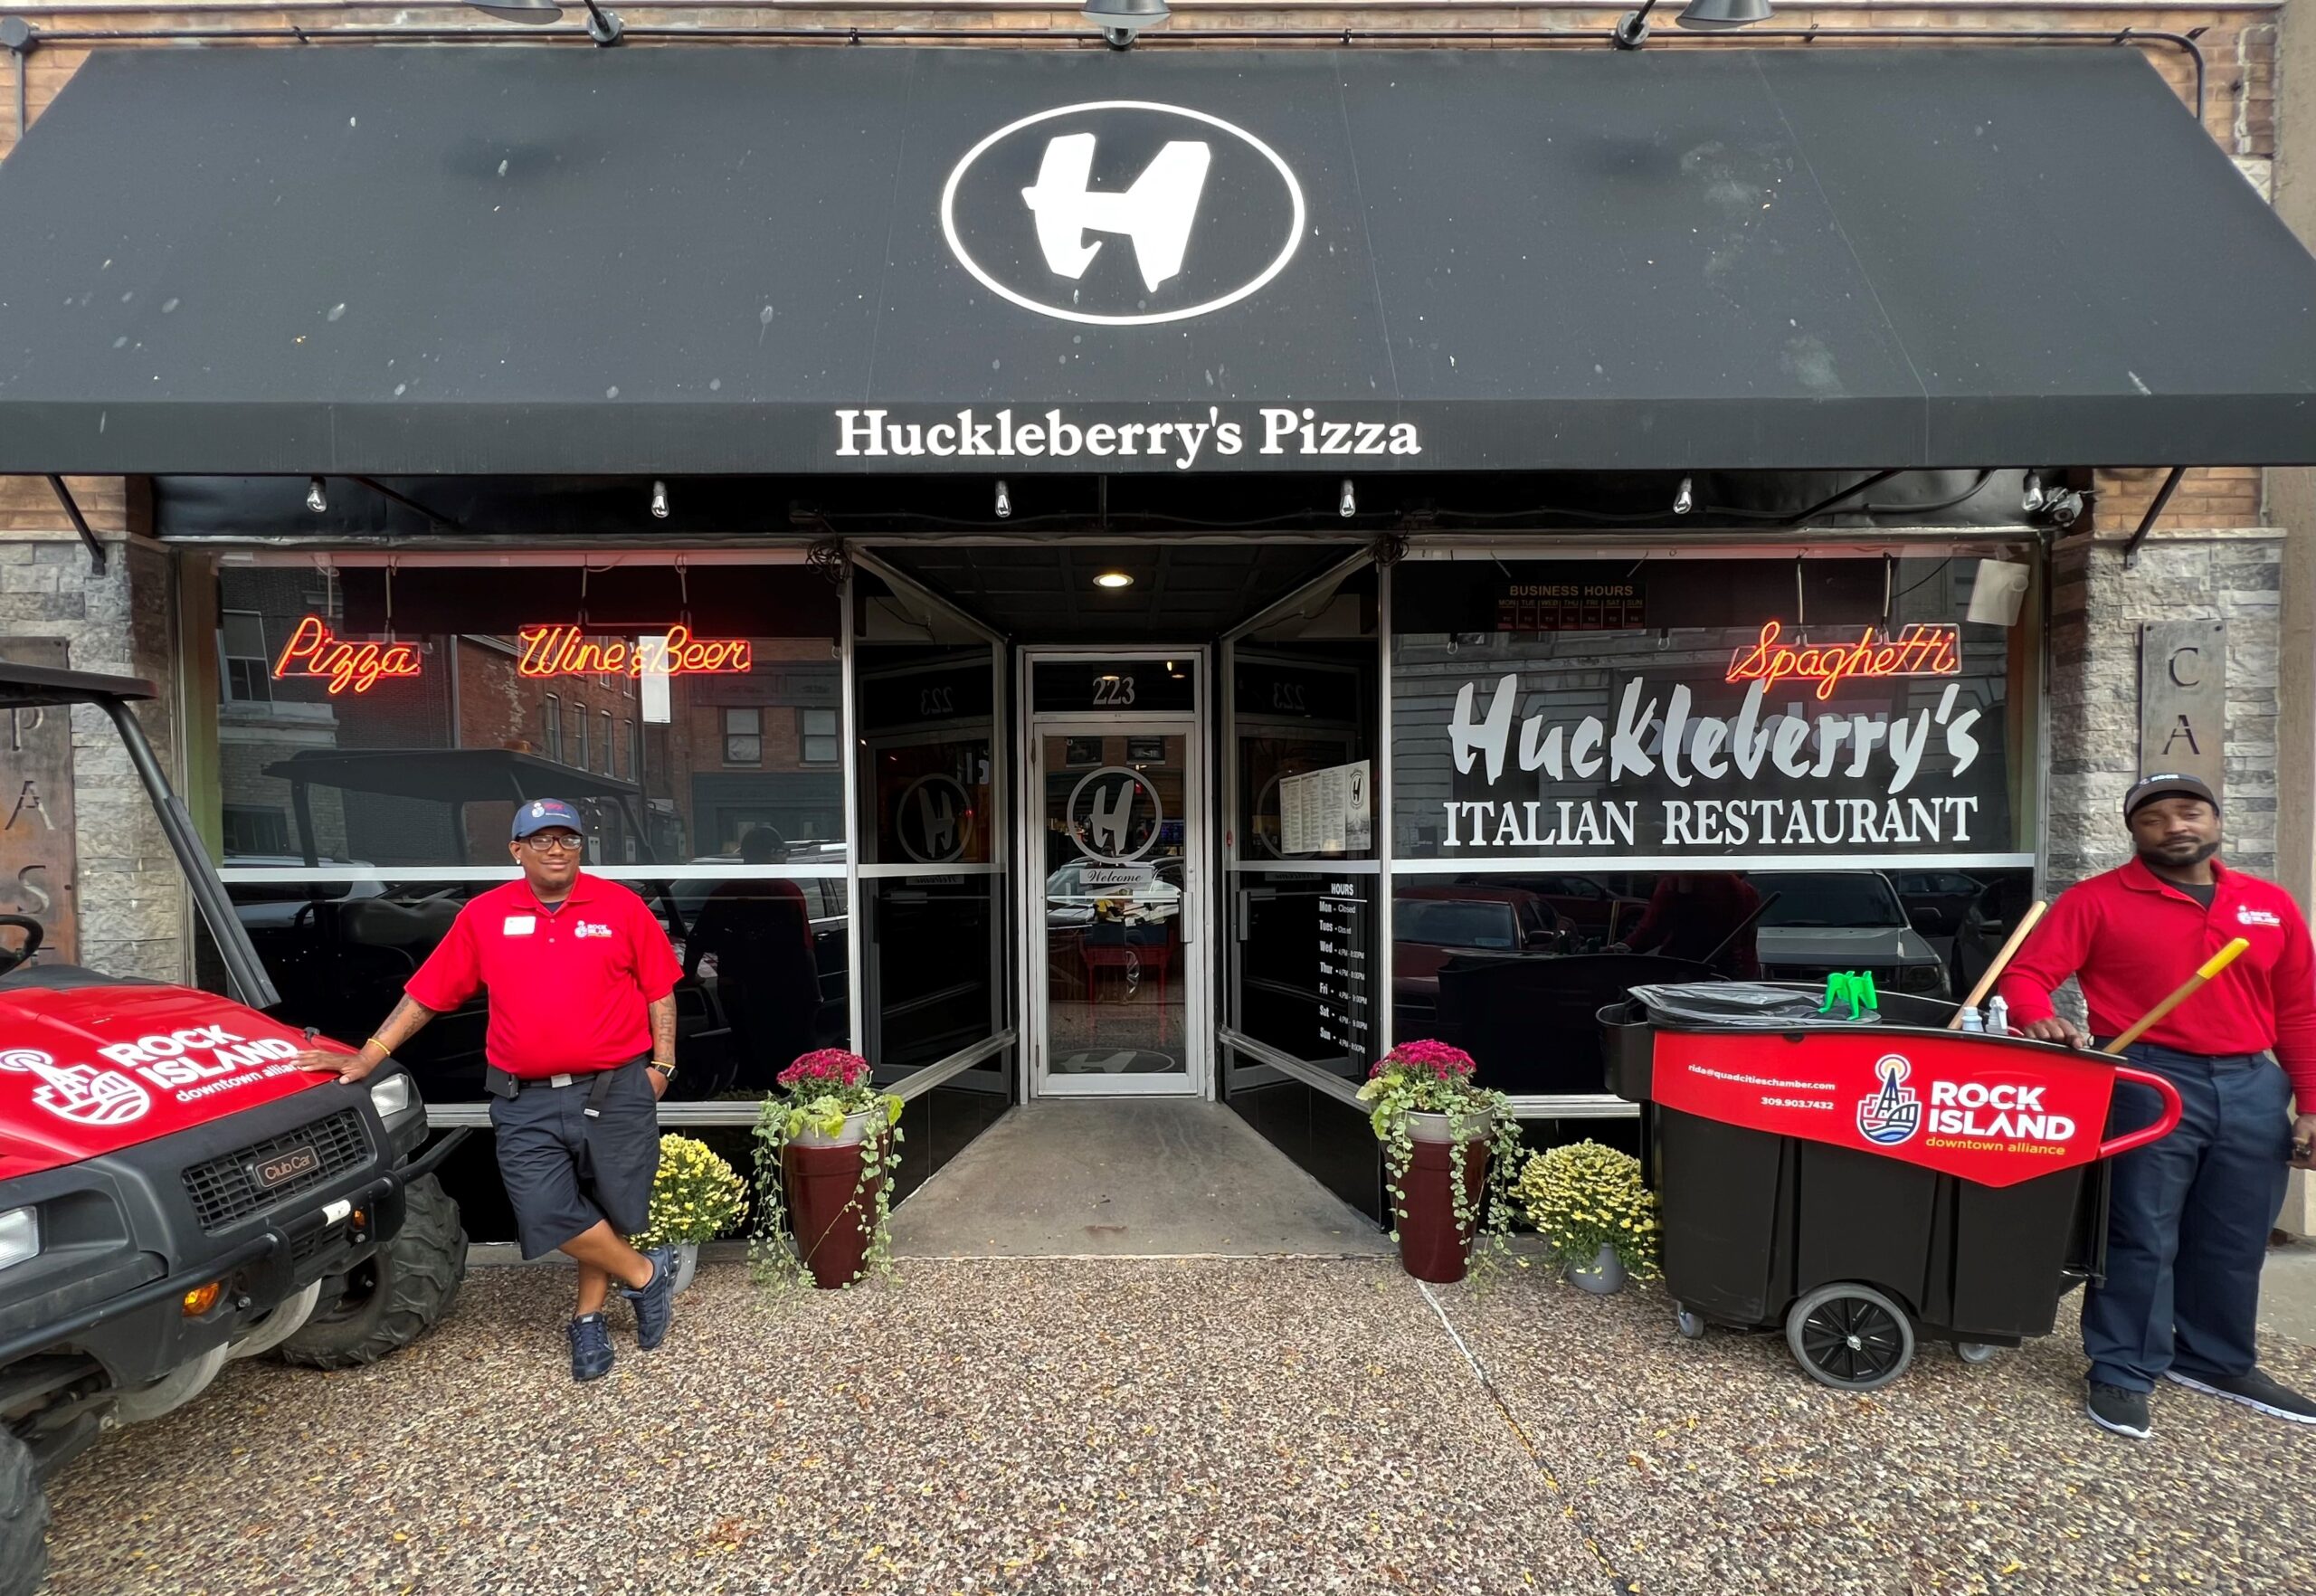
[1650,1029,2180,1189]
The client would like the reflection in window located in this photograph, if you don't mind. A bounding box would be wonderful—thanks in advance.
[206,563,844,872]
[801,708,840,767]
[219,610,271,704]
[724,707,763,766]
[222,804,289,857]
[220,875,850,1104]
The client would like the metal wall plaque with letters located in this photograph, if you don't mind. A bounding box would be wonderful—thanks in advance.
[2140,620,2226,803]
[0,639,79,963]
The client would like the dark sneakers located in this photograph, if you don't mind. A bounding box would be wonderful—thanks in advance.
[568,1313,613,1382]
[2087,1382,2153,1439]
[622,1245,678,1352]
[2164,1368,2316,1424]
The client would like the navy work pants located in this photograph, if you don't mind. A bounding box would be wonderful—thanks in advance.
[2082,1043,2294,1392]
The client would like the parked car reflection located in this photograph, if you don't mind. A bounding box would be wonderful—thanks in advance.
[1890,869,1984,938]
[1392,886,1571,1034]
[1749,869,1951,997]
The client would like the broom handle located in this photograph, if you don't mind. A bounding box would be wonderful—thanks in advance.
[1948,899,2049,1029]
[2100,938,2252,1055]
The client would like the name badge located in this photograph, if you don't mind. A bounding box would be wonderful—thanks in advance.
[502,915,537,936]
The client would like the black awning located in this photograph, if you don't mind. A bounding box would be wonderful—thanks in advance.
[3,44,2311,475]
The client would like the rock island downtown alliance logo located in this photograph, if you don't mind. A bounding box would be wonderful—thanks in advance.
[1856,1054,1923,1146]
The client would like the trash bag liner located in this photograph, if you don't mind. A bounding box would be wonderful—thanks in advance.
[1626,983,1883,1029]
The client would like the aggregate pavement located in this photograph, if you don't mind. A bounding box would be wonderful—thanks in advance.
[37,1257,2316,1596]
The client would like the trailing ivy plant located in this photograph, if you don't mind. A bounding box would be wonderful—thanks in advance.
[1356,1040,1525,1284]
[748,1049,905,1295]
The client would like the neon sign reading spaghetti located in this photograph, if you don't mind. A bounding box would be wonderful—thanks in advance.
[1726,621,1960,701]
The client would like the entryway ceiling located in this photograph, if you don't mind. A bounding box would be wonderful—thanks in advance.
[872,544,1355,641]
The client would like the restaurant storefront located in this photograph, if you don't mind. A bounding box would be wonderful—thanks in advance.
[5,25,2314,1235]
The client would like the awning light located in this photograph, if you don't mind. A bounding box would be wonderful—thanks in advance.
[994,480,1012,520]
[1084,0,1171,52]
[1612,0,1771,49]
[1093,571,1135,590]
[465,0,623,47]
[650,479,669,520]
[305,476,327,515]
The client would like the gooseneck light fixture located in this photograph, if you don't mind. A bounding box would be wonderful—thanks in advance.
[1612,0,1772,49]
[1084,0,1171,52]
[467,0,623,46]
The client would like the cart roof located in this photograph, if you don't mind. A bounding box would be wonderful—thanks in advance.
[259,747,641,803]
[0,660,157,710]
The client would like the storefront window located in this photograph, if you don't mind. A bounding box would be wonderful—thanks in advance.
[1387,551,2039,1097]
[1222,566,1381,1087]
[853,575,1008,1083]
[205,556,849,1104]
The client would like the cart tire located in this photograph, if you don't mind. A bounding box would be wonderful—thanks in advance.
[1675,1308,1707,1341]
[0,1429,47,1596]
[1785,1283,1915,1392]
[277,1175,466,1370]
[1955,1341,1999,1365]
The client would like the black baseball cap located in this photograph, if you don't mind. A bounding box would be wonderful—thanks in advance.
[2123,773,2218,820]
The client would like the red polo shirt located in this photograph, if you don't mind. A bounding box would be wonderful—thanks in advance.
[1997,857,2316,1103]
[404,873,683,1078]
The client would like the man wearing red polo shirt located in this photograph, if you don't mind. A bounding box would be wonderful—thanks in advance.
[2000,773,2316,1438]
[296,799,684,1382]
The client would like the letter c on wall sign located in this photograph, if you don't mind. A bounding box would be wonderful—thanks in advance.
[2168,645,2202,689]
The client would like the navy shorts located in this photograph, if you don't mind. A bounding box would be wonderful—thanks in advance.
[489,1061,660,1260]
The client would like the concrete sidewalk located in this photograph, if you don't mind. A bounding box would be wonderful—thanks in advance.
[40,1256,2316,1596]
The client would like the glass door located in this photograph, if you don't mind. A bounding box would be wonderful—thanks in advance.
[1025,653,1207,1095]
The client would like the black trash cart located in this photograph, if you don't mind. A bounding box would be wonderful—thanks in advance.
[1603,987,2183,1391]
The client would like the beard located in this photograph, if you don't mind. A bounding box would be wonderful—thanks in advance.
[2137,835,2221,868]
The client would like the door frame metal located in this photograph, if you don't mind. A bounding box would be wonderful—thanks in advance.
[1016,645,1213,1099]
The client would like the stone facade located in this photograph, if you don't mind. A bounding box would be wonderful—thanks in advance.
[2047,527,2284,886]
[0,489,186,981]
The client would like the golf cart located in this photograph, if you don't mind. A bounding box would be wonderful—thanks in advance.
[0,663,470,1596]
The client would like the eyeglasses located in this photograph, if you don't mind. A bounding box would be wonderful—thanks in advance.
[521,833,584,854]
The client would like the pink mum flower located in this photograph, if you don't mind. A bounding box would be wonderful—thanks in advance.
[1371,1040,1476,1081]
[779,1049,870,1090]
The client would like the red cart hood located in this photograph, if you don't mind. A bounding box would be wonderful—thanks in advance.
[1,983,346,1179]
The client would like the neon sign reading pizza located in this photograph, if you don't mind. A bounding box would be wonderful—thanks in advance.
[1726,621,1960,701]
[271,616,424,696]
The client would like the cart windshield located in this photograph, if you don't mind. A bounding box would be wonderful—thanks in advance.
[1751,872,1906,929]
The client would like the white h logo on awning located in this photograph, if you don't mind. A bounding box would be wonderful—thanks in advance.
[1022,133,1212,293]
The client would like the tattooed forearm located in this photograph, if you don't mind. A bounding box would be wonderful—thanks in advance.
[648,994,678,1065]
[374,995,439,1052]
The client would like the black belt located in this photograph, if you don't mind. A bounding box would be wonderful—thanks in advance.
[483,1058,642,1117]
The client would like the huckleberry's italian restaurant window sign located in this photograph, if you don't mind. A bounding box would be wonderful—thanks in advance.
[1389,560,2017,861]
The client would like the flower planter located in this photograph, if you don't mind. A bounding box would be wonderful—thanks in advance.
[1391,1113,1493,1284]
[1567,1242,1628,1296]
[669,1241,701,1297]
[782,1109,888,1289]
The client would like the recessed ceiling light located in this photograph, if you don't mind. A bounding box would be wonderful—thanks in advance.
[1093,571,1134,590]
